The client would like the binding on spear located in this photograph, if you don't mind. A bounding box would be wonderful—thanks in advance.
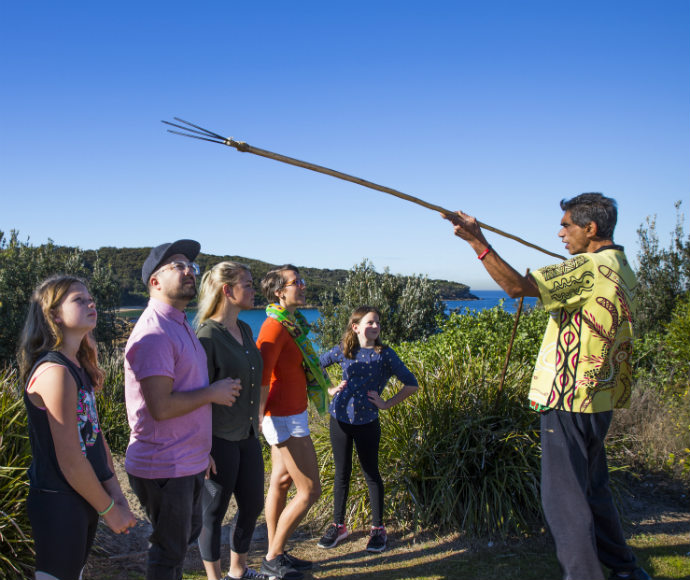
[162,117,566,261]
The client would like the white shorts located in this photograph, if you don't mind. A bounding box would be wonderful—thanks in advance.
[262,410,310,446]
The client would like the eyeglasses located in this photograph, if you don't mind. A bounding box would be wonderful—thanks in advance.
[157,260,201,277]
[284,278,306,289]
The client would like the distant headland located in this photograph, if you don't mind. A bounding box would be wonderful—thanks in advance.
[79,246,477,307]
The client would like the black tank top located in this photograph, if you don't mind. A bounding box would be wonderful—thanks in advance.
[24,351,113,492]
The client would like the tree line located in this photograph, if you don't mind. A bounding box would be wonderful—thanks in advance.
[0,232,472,367]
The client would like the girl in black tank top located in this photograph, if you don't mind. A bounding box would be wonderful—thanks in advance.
[18,276,136,580]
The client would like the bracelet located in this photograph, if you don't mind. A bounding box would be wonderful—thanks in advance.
[477,246,492,260]
[98,498,115,516]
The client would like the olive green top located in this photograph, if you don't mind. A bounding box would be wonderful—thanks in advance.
[196,319,263,441]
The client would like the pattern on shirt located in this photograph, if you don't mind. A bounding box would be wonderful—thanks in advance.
[540,261,634,412]
[540,255,588,281]
[76,386,101,454]
[577,267,634,411]
[550,308,581,410]
[549,270,595,303]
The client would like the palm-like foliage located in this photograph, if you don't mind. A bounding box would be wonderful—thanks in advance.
[96,349,130,455]
[0,368,34,579]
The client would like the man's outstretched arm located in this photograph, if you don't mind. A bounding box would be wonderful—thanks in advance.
[444,211,540,298]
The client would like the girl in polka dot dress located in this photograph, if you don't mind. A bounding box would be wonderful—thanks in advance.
[317,306,418,553]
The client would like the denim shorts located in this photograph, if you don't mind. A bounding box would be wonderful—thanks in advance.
[262,410,310,446]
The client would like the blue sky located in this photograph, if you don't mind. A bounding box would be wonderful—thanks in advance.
[2,1,688,289]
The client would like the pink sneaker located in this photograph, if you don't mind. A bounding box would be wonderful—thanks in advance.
[317,523,349,548]
[366,526,387,553]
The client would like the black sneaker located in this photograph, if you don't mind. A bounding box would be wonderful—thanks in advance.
[225,568,270,580]
[283,550,312,570]
[317,523,349,549]
[366,526,387,553]
[608,568,652,580]
[260,554,303,580]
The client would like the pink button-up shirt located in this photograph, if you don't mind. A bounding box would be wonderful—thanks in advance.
[124,298,211,478]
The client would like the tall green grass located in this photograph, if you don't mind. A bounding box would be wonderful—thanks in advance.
[0,352,129,578]
[0,367,34,580]
[96,349,129,455]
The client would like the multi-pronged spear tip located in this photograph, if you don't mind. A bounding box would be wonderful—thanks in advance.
[161,117,229,145]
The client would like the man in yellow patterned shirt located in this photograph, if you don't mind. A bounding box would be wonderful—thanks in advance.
[445,193,650,580]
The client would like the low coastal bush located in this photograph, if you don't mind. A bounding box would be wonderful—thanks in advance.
[0,368,34,580]
[620,291,690,478]
[96,349,130,455]
[608,381,690,478]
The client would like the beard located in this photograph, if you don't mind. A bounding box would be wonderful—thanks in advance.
[166,278,197,302]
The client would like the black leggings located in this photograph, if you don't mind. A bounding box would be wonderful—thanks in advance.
[330,416,383,527]
[27,487,98,580]
[198,435,265,561]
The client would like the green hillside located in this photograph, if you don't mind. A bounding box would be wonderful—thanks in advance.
[80,247,475,307]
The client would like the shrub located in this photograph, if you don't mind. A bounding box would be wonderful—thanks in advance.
[0,231,122,367]
[608,381,690,479]
[313,307,548,536]
[663,291,690,383]
[314,260,445,348]
[627,290,690,479]
[634,202,689,336]
[0,368,33,579]
[96,350,130,455]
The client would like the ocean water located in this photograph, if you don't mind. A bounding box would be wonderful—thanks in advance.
[238,308,321,339]
[237,290,539,339]
[445,290,539,315]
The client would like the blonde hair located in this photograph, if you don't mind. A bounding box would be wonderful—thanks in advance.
[195,261,251,325]
[260,264,299,304]
[341,306,384,359]
[18,275,104,390]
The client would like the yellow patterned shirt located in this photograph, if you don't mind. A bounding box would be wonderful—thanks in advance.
[528,246,637,413]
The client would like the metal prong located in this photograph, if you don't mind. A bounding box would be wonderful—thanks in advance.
[166,129,226,145]
[172,117,226,141]
[162,120,220,139]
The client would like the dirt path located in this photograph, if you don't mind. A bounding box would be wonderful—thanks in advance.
[84,459,689,579]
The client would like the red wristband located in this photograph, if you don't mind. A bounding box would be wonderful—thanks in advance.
[477,246,492,260]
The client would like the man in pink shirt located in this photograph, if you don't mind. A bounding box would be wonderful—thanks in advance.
[125,239,241,580]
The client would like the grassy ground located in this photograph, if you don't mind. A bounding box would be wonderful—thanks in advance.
[84,473,690,580]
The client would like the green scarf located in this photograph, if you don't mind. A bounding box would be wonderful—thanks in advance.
[265,303,331,414]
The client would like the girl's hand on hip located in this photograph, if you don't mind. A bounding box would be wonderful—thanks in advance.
[367,391,388,410]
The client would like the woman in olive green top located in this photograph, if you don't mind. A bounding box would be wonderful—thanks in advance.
[195,262,265,580]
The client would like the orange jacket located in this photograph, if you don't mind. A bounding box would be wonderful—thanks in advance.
[256,317,308,416]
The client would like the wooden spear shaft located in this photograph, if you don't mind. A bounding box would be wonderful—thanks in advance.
[224,138,566,261]
[499,268,531,392]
